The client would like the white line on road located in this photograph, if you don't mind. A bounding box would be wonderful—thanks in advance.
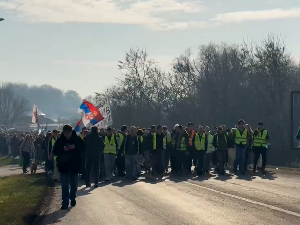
[165,177,300,218]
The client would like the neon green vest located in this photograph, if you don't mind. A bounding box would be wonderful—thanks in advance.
[180,137,187,151]
[194,133,206,151]
[51,139,57,160]
[207,134,214,151]
[153,133,167,150]
[253,130,268,147]
[118,133,124,150]
[104,135,117,154]
[234,128,248,145]
[166,132,172,143]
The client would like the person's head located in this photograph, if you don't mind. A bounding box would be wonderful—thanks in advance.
[82,129,89,137]
[187,122,194,132]
[112,128,116,134]
[62,125,73,140]
[144,129,149,136]
[177,125,183,132]
[157,125,162,134]
[46,132,52,139]
[237,119,245,129]
[25,135,30,142]
[162,126,167,134]
[150,125,156,134]
[52,129,58,138]
[258,121,264,130]
[218,126,224,134]
[174,124,179,131]
[130,126,136,136]
[245,124,250,131]
[91,126,98,133]
[197,125,203,133]
[106,127,112,135]
[99,128,105,135]
[204,126,209,134]
[137,129,143,137]
[121,125,127,134]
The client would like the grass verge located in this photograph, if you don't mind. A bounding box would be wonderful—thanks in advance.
[0,156,18,167]
[0,173,53,225]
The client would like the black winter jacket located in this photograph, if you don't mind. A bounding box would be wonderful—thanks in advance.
[53,131,85,174]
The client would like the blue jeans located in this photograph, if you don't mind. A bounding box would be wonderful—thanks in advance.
[234,146,246,173]
[125,155,137,178]
[60,173,78,207]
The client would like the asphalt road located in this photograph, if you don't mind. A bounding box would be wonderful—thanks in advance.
[41,170,300,225]
[0,164,44,177]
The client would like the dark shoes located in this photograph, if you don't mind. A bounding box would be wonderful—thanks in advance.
[71,199,76,207]
[61,205,68,210]
[61,199,76,210]
[94,184,99,188]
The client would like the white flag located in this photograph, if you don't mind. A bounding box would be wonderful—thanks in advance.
[95,98,113,129]
[32,105,38,124]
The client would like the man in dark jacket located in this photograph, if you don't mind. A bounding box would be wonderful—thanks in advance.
[121,126,141,179]
[53,125,85,210]
[84,126,105,188]
[212,126,228,175]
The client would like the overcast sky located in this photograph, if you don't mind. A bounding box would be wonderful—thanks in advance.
[0,0,299,98]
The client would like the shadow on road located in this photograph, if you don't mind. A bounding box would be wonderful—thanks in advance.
[38,208,69,225]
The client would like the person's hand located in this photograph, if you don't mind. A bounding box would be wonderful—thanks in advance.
[64,146,69,151]
[48,155,52,161]
[69,145,75,150]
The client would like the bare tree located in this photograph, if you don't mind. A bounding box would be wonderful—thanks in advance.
[0,84,29,128]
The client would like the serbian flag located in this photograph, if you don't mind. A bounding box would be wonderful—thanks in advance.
[74,119,83,132]
[78,100,104,127]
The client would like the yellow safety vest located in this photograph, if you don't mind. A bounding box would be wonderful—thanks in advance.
[180,137,187,151]
[139,136,143,143]
[51,139,57,160]
[79,135,83,140]
[207,134,214,151]
[104,135,117,154]
[234,128,248,145]
[253,130,268,147]
[194,133,206,151]
[153,133,167,150]
[166,132,172,143]
[118,133,124,150]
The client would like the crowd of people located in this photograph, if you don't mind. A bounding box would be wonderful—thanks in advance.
[0,119,270,210]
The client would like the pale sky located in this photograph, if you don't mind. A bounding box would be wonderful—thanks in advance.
[0,0,300,98]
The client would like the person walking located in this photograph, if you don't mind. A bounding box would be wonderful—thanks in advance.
[252,122,270,174]
[232,120,249,174]
[19,135,33,173]
[103,127,118,181]
[84,126,105,188]
[53,125,85,210]
[121,126,141,179]
[212,127,228,175]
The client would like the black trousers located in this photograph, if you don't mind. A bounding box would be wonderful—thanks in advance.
[253,147,267,169]
[116,154,125,176]
[22,151,30,172]
[216,151,226,174]
[195,151,206,174]
[85,157,100,185]
[170,148,177,172]
[152,149,165,174]
[177,151,191,173]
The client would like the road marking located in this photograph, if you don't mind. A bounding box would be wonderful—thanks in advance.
[166,177,300,218]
